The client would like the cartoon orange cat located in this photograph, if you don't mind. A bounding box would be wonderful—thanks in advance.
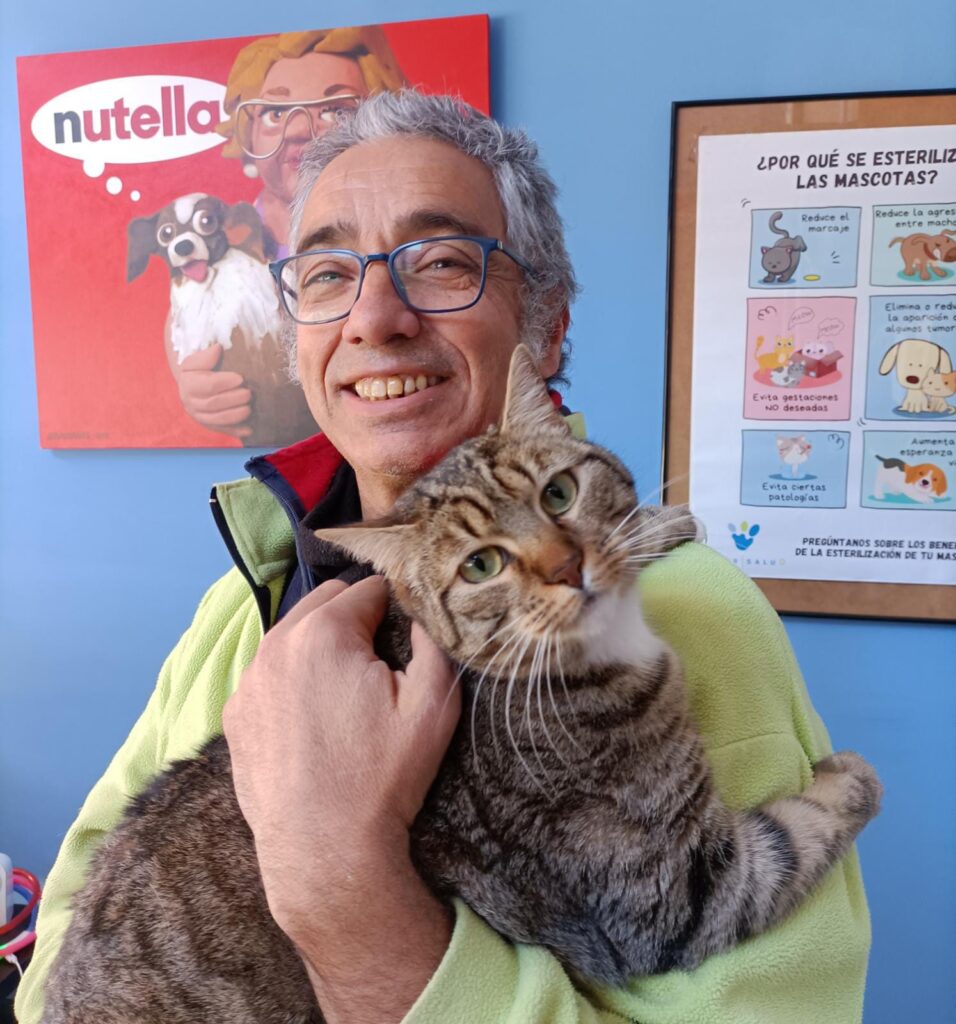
[755,335,795,371]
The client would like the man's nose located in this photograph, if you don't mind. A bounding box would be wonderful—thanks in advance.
[341,261,420,347]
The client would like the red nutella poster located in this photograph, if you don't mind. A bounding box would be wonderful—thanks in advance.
[17,16,490,448]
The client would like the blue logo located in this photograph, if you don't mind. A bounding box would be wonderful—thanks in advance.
[728,521,761,551]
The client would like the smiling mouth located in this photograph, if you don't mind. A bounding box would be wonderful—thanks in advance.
[352,375,443,400]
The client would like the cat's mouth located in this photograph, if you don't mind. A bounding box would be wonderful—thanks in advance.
[350,375,446,400]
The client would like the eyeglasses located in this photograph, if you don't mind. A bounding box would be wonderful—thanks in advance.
[269,236,535,325]
[235,95,363,160]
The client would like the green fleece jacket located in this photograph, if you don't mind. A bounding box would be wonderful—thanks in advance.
[18,474,871,1024]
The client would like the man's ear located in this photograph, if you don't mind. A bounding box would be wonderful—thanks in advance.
[313,523,414,578]
[538,302,569,381]
[500,344,569,436]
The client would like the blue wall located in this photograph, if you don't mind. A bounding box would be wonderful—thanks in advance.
[2,2,954,1021]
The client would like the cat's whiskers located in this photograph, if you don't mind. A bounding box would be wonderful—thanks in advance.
[469,625,526,771]
[549,631,585,756]
[608,513,692,554]
[523,635,558,795]
[604,502,643,544]
[633,472,689,509]
[535,632,572,770]
[502,621,556,800]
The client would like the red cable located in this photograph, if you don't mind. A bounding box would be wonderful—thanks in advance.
[0,868,42,938]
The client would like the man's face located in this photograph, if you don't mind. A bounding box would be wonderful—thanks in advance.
[295,135,561,494]
[252,53,369,205]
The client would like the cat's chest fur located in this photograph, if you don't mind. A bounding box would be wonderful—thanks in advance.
[405,587,699,948]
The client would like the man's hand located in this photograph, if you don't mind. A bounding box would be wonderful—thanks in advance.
[223,576,461,1023]
[174,344,253,439]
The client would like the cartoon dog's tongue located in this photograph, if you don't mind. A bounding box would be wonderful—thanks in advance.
[181,260,209,282]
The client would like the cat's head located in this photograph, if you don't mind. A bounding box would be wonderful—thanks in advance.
[314,345,695,672]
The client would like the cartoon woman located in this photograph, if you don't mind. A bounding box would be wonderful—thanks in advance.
[171,28,406,443]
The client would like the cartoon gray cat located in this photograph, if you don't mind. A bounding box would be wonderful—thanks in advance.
[770,356,807,388]
[761,212,807,284]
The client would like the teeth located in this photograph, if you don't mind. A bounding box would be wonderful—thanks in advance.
[353,374,442,401]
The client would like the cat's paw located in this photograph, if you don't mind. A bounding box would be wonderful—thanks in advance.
[813,751,883,825]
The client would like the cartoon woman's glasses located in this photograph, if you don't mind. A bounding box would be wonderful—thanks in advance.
[235,95,363,160]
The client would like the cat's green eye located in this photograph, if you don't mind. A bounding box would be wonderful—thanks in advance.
[541,472,578,516]
[460,546,507,583]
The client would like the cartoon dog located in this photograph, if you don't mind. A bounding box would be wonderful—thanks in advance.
[127,194,316,446]
[878,338,954,414]
[889,230,956,281]
[922,369,956,415]
[874,456,948,504]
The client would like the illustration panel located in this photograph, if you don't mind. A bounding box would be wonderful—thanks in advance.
[740,429,850,508]
[861,430,954,511]
[748,207,860,288]
[17,16,490,448]
[871,203,956,286]
[743,297,856,420]
[865,295,956,420]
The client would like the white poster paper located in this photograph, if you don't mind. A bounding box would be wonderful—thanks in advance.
[691,124,956,585]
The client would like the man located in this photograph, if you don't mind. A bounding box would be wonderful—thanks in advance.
[19,91,871,1024]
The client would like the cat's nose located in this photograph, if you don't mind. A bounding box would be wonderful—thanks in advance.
[545,550,584,589]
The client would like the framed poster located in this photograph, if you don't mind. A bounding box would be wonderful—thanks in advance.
[17,15,489,449]
[666,90,955,621]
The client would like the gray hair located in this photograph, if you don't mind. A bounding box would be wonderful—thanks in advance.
[285,90,577,384]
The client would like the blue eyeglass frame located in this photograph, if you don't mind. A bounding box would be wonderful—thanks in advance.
[268,235,536,325]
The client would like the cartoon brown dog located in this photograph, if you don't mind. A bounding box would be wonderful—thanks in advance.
[889,230,956,281]
[127,194,317,447]
[879,338,954,414]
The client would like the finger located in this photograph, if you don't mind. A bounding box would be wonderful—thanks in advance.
[181,370,247,397]
[195,405,253,428]
[193,387,253,414]
[179,343,224,371]
[276,578,351,632]
[319,575,390,645]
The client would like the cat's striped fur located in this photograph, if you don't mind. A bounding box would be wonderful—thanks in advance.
[41,346,880,1022]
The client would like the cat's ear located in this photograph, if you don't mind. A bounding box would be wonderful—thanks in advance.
[312,523,414,578]
[500,344,569,436]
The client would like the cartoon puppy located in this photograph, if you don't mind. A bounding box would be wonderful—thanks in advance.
[889,230,956,281]
[127,194,316,446]
[922,369,956,415]
[878,338,954,414]
[874,456,948,504]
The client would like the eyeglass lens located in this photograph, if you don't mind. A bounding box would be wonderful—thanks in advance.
[237,97,362,159]
[279,238,488,323]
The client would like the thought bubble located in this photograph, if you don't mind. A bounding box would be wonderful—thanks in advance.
[788,306,815,331]
[818,318,844,339]
[31,75,226,167]
[756,305,777,321]
[106,176,122,195]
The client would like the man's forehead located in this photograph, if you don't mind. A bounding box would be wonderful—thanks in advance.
[297,136,506,251]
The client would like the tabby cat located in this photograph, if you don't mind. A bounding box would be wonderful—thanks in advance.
[41,346,881,1024]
